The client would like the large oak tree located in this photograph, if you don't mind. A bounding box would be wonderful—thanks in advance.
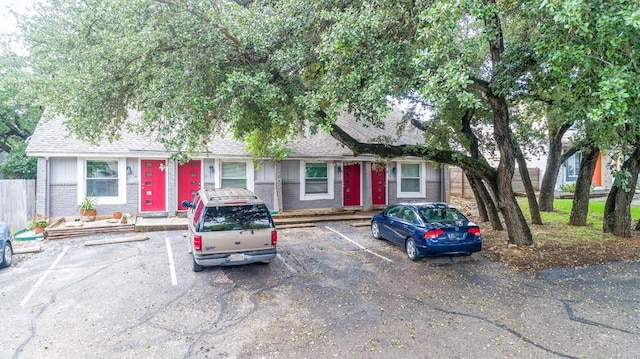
[21,0,637,243]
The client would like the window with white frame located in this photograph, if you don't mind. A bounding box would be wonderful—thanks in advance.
[305,162,328,194]
[86,159,119,196]
[300,161,334,200]
[565,152,582,181]
[221,162,247,188]
[79,158,126,205]
[397,162,425,198]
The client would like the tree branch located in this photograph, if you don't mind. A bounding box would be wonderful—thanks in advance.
[154,0,242,48]
[329,123,497,181]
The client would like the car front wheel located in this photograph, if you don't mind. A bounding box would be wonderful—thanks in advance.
[405,238,419,261]
[0,241,13,268]
[371,221,382,240]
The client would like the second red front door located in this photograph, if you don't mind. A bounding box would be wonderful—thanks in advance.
[177,160,201,210]
[371,163,386,206]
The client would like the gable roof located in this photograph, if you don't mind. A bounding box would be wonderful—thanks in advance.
[26,107,425,159]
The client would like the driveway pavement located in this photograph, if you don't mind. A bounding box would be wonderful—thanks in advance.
[1,222,639,358]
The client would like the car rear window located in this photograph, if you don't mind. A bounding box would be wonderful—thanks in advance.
[200,204,272,232]
[419,208,467,223]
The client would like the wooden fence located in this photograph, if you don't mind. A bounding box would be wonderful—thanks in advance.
[449,167,540,199]
[0,179,36,230]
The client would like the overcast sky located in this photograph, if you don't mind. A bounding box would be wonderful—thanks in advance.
[0,0,34,35]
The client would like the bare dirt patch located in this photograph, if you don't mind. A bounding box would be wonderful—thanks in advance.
[451,197,640,273]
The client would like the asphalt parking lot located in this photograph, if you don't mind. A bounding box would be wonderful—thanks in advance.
[1,222,639,358]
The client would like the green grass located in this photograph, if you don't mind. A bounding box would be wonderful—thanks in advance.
[519,198,640,227]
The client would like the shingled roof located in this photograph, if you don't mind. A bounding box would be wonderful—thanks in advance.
[26,107,425,159]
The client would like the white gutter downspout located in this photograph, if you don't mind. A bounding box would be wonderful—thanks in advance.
[45,157,50,218]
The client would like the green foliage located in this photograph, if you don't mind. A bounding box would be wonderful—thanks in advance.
[78,194,96,211]
[559,182,577,193]
[0,142,36,179]
[0,46,42,179]
[20,0,324,160]
[559,182,595,194]
[533,0,640,151]
[28,214,49,229]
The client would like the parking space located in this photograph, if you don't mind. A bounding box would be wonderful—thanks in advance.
[1,224,639,358]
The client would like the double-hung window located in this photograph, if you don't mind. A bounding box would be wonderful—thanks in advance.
[397,162,425,198]
[86,159,119,196]
[305,162,328,194]
[300,161,334,200]
[79,158,126,205]
[221,162,247,188]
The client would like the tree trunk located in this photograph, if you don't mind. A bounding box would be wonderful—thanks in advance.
[466,173,488,222]
[477,178,504,231]
[514,142,542,224]
[482,6,532,246]
[569,147,599,226]
[539,122,573,211]
[603,146,640,237]
[467,173,503,230]
[488,96,532,245]
[603,186,617,233]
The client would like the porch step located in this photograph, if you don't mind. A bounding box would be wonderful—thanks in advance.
[273,213,373,226]
[133,216,189,232]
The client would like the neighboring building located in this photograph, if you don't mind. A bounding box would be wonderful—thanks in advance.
[556,129,613,191]
[26,108,449,218]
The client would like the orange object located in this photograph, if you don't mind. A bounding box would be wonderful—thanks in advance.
[591,152,602,186]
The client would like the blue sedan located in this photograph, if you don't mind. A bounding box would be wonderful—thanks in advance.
[1,222,13,269]
[371,202,482,261]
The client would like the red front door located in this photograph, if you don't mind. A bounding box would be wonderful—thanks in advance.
[343,163,361,206]
[371,163,386,206]
[140,159,167,212]
[177,160,201,210]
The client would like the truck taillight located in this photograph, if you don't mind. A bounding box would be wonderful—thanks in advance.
[468,227,481,236]
[194,235,202,251]
[271,230,278,246]
[424,229,445,239]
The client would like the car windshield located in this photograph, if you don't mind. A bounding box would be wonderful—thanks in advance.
[201,204,271,232]
[418,208,467,223]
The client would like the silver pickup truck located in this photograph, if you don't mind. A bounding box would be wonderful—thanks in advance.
[181,188,277,272]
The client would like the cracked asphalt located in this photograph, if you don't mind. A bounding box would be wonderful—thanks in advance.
[1,221,639,358]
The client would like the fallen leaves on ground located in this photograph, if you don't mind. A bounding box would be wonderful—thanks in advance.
[451,198,640,273]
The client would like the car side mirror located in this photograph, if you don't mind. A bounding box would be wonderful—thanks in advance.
[181,200,193,209]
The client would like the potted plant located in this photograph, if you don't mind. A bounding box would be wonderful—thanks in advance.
[79,194,97,222]
[113,211,122,219]
[29,215,49,234]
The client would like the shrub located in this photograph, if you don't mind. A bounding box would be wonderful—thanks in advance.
[560,182,577,193]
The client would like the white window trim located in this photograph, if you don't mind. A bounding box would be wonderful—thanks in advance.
[300,160,335,201]
[216,160,254,192]
[396,162,426,199]
[77,157,127,205]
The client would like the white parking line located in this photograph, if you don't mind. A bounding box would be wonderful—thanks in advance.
[21,245,70,306]
[165,237,178,286]
[324,226,393,263]
[276,253,297,274]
